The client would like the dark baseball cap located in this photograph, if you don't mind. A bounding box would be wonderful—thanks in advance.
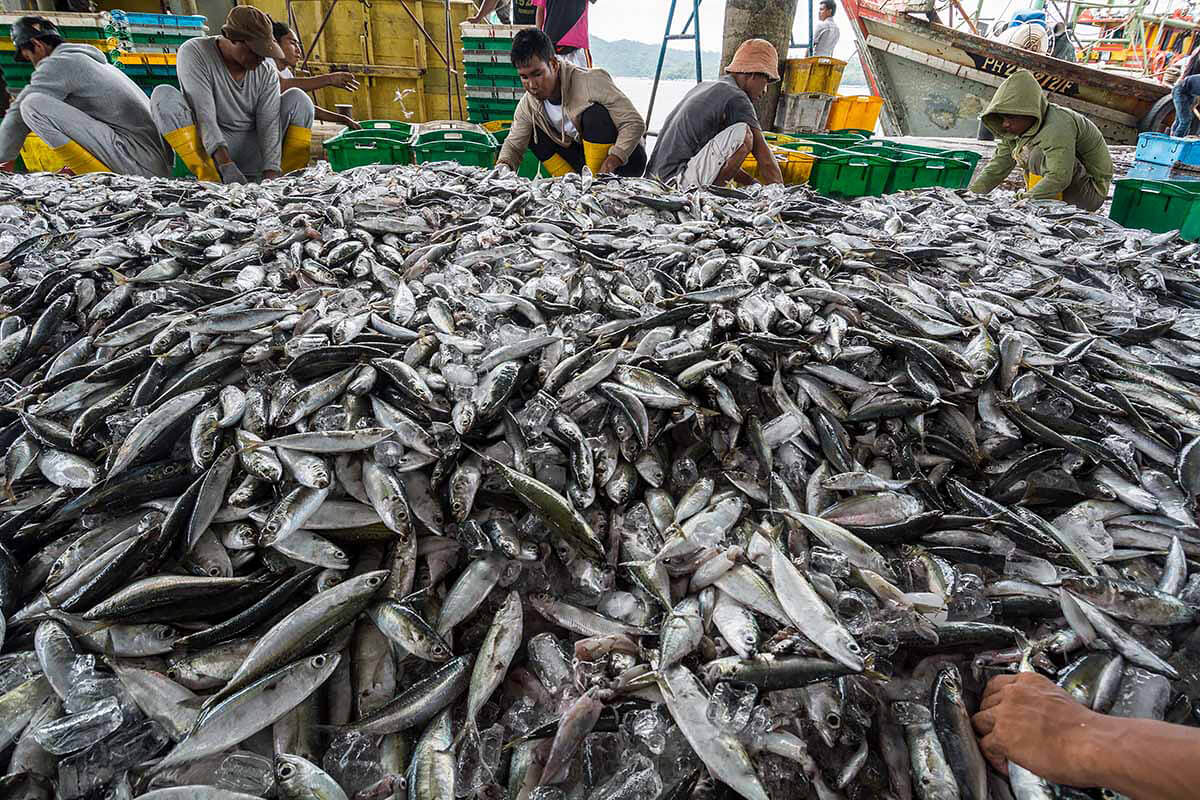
[221,6,285,60]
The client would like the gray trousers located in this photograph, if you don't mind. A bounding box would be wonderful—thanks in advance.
[1026,146,1106,212]
[150,85,314,180]
[21,93,172,177]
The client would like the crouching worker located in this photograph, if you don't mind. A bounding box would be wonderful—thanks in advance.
[499,28,647,178]
[0,16,172,176]
[646,39,783,189]
[970,69,1111,211]
[151,6,315,183]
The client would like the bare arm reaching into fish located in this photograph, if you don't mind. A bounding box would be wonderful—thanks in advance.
[973,672,1200,800]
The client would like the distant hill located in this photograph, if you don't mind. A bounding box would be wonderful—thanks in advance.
[590,36,868,87]
[590,38,722,80]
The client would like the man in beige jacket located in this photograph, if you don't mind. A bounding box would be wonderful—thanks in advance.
[497,28,646,177]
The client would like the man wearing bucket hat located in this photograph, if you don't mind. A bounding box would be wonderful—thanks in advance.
[0,16,173,176]
[150,6,315,183]
[647,39,784,189]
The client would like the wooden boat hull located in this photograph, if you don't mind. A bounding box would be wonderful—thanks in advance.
[843,0,1172,144]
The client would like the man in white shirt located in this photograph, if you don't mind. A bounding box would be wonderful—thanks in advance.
[812,0,841,58]
[272,23,360,130]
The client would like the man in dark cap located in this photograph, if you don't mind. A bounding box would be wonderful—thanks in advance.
[150,6,314,183]
[0,16,172,175]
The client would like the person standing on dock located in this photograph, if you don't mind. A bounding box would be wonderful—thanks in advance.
[812,0,841,58]
[0,16,173,177]
[646,39,784,189]
[499,28,646,178]
[1170,48,1200,137]
[150,6,315,184]
[970,69,1111,212]
[535,0,591,69]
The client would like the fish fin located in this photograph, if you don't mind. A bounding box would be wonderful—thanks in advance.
[107,268,128,285]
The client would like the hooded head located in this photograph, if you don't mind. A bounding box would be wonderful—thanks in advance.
[980,70,1048,139]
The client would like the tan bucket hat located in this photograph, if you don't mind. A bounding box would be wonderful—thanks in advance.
[222,6,286,60]
[725,38,781,81]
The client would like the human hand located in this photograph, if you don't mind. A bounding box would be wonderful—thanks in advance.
[340,116,361,130]
[262,169,282,180]
[0,160,15,173]
[599,154,623,174]
[218,161,248,184]
[971,672,1104,787]
[326,72,360,91]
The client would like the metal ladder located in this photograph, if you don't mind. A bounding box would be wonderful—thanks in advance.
[646,0,703,133]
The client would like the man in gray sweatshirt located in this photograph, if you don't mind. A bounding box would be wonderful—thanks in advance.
[150,6,315,183]
[0,16,172,177]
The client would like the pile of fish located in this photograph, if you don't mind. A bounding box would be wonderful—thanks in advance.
[0,160,1199,800]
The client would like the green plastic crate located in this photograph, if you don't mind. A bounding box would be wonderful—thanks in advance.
[464,61,520,78]
[130,31,197,45]
[809,152,896,198]
[888,155,974,191]
[358,120,416,136]
[777,140,852,159]
[412,129,497,168]
[492,124,543,179]
[467,98,520,124]
[462,36,512,51]
[1110,179,1200,239]
[828,128,874,138]
[324,129,414,171]
[466,74,524,89]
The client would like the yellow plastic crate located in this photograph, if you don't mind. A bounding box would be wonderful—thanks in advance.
[482,119,511,132]
[19,134,64,172]
[743,146,814,185]
[784,57,847,95]
[826,95,884,133]
[118,52,177,66]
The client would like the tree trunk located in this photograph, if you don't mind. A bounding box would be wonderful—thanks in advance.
[722,0,799,131]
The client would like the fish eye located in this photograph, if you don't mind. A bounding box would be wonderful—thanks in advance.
[158,626,173,638]
[1083,577,1099,588]
[334,550,345,559]
[848,642,861,654]
[278,763,295,779]
[311,654,327,668]
[367,576,382,587]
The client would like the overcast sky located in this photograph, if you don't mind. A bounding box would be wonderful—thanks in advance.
[587,0,860,61]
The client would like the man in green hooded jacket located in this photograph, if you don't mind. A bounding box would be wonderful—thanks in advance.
[970,69,1112,212]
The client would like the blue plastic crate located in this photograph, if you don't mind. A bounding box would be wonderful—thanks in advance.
[119,12,207,28]
[1134,132,1200,169]
[1125,161,1200,183]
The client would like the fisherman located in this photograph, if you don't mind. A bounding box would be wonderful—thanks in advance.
[499,28,646,178]
[974,671,1200,799]
[812,0,841,58]
[645,39,784,189]
[970,69,1111,211]
[1170,47,1200,137]
[0,16,173,176]
[1051,21,1076,62]
[535,0,591,68]
[150,6,315,184]
[272,22,360,131]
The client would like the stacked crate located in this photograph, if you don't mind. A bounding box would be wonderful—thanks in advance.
[1108,133,1200,239]
[108,10,208,97]
[461,23,527,125]
[0,11,206,100]
[774,56,884,136]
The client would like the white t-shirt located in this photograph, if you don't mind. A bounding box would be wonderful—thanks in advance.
[543,100,578,140]
[278,65,295,79]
